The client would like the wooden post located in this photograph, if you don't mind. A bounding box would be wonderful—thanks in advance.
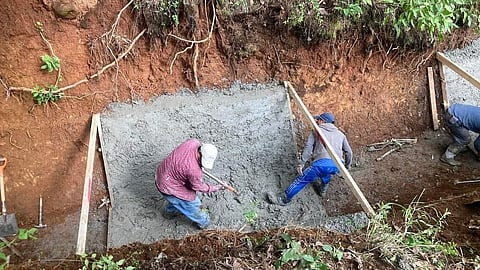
[436,52,480,89]
[437,62,449,110]
[76,114,100,255]
[284,81,375,217]
[96,115,114,249]
[427,67,439,130]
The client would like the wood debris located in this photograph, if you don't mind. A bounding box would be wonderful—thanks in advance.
[366,138,417,161]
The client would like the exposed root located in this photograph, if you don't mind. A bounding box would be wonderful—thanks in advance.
[168,0,216,88]
[36,23,62,87]
[99,0,135,100]
[411,49,435,73]
[6,131,22,150]
[5,0,141,102]
[7,29,146,95]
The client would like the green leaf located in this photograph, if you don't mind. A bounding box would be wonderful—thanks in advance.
[322,244,333,252]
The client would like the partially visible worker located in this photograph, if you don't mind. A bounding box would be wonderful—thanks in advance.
[440,103,480,166]
[155,138,223,229]
[274,112,353,205]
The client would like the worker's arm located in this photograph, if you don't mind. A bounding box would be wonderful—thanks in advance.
[342,137,353,169]
[188,172,221,194]
[300,132,315,166]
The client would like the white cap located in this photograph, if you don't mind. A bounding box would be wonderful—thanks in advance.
[200,143,217,169]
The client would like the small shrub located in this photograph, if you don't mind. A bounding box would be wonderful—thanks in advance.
[40,54,60,72]
[243,200,259,225]
[80,253,135,270]
[275,233,329,270]
[32,85,64,104]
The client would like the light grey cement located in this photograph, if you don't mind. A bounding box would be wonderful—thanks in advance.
[444,38,480,106]
[99,82,367,248]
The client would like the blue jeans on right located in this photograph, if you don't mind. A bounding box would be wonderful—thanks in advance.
[284,158,339,201]
[446,111,480,153]
[161,193,210,229]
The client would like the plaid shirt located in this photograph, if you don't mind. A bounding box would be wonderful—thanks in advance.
[155,139,218,201]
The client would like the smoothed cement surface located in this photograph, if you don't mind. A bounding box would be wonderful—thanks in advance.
[99,82,367,248]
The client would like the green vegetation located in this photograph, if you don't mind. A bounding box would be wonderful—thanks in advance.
[40,54,60,73]
[33,21,64,105]
[243,199,260,225]
[133,0,180,37]
[275,233,332,269]
[214,0,480,46]
[32,85,64,105]
[0,228,37,270]
[366,199,459,268]
[333,0,480,46]
[80,253,136,270]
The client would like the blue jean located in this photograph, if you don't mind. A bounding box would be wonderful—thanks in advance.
[161,193,210,229]
[284,158,339,201]
[446,111,480,152]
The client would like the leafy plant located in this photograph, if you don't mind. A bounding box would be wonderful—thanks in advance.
[40,54,60,72]
[379,0,480,43]
[32,85,64,104]
[245,235,270,249]
[284,0,324,28]
[80,253,135,270]
[0,228,38,270]
[322,244,344,261]
[18,228,38,240]
[133,0,180,37]
[335,0,371,21]
[243,200,259,225]
[275,233,329,270]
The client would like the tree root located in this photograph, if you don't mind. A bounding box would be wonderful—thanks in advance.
[4,0,143,102]
[168,0,216,88]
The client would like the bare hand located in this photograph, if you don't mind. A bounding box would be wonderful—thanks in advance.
[297,165,304,175]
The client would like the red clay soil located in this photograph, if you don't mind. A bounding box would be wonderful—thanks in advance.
[0,0,479,269]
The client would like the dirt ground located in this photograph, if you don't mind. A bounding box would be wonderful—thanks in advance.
[0,0,479,268]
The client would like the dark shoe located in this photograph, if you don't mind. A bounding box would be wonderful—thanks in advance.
[161,201,179,220]
[276,193,290,206]
[312,182,328,197]
[161,208,177,220]
[440,154,461,166]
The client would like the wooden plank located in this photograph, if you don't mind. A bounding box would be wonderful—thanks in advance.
[284,81,375,217]
[437,61,449,109]
[436,52,480,90]
[96,115,114,250]
[427,67,439,130]
[75,114,100,255]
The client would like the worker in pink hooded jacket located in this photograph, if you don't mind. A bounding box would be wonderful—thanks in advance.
[155,138,223,229]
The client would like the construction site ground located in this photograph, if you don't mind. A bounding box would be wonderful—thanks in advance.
[0,0,479,268]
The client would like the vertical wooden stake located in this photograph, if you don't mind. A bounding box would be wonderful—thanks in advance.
[76,114,100,255]
[427,67,439,130]
[437,62,449,110]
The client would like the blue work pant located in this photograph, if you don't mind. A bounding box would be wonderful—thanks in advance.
[284,158,339,201]
[446,111,480,152]
[161,193,209,229]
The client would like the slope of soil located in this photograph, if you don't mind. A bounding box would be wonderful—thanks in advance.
[0,0,479,268]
